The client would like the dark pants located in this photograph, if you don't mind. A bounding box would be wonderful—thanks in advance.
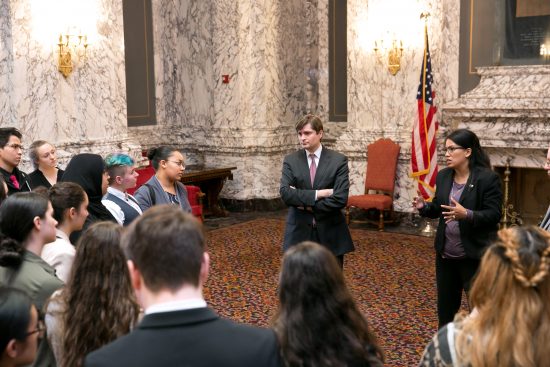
[311,227,344,270]
[435,254,480,329]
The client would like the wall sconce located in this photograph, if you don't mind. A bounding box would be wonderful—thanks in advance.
[57,34,88,78]
[541,44,549,56]
[374,39,404,76]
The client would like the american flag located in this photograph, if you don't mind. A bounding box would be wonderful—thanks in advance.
[411,26,438,200]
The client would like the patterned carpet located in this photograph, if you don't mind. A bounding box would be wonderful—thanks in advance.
[203,218,437,367]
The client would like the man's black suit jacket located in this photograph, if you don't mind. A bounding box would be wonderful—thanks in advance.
[280,147,354,256]
[84,307,281,367]
[420,167,503,259]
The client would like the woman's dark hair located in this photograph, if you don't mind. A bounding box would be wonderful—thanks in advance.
[0,175,7,205]
[48,182,87,225]
[446,129,491,169]
[273,242,383,367]
[61,222,140,367]
[0,286,33,352]
[0,192,49,267]
[147,146,178,171]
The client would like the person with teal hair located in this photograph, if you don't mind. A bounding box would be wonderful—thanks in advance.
[102,153,142,226]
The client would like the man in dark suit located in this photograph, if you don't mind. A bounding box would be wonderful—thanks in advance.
[84,206,281,367]
[280,114,354,268]
[541,146,550,231]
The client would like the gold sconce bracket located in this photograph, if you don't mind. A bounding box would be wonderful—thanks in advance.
[374,39,404,76]
[57,34,88,78]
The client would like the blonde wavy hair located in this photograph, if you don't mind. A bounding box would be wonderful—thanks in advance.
[455,226,550,367]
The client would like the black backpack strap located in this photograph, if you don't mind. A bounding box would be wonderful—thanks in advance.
[143,183,156,205]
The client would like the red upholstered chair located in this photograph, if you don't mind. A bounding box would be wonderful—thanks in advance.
[127,160,204,222]
[346,138,400,231]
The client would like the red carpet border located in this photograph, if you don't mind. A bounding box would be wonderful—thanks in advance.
[203,218,437,367]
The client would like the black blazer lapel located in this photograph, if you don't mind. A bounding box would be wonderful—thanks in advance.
[459,168,478,205]
[314,148,334,189]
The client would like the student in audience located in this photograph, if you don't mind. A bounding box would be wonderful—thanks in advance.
[46,222,140,367]
[273,241,383,367]
[0,192,62,367]
[102,153,142,226]
[27,140,64,190]
[419,226,550,367]
[0,128,30,195]
[540,146,550,231]
[0,287,41,367]
[41,182,89,283]
[61,153,117,242]
[134,146,191,213]
[414,128,502,328]
[84,206,281,367]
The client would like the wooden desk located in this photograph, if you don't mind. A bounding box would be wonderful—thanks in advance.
[181,166,237,217]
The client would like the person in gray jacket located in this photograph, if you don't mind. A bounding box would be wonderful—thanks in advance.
[134,146,191,213]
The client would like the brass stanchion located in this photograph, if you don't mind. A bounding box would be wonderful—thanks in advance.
[500,157,522,228]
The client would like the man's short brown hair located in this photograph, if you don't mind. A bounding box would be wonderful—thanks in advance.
[295,114,323,133]
[122,205,205,292]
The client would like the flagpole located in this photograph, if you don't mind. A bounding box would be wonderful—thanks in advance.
[418,12,436,236]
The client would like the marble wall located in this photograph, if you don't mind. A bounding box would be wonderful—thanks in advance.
[0,0,15,128]
[336,0,462,211]
[130,0,319,200]
[0,0,136,172]
[442,65,550,168]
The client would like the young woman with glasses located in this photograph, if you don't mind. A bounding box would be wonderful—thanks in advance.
[0,287,42,367]
[134,146,191,212]
[413,128,503,329]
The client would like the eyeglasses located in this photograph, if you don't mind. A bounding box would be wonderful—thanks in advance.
[444,146,466,154]
[4,143,23,150]
[167,160,186,168]
[24,320,45,338]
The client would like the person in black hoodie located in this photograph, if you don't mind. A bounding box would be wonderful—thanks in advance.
[60,153,117,243]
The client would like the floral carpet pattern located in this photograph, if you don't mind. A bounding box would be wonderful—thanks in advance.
[203,218,437,367]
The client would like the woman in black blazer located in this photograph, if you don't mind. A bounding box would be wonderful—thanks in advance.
[414,129,502,328]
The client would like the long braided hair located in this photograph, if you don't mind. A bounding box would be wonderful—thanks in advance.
[456,226,550,367]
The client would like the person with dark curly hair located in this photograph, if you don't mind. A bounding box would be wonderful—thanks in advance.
[273,241,383,367]
[45,222,140,367]
[0,192,62,367]
[420,226,550,366]
[0,287,41,367]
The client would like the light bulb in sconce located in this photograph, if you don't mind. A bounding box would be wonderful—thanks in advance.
[57,32,89,78]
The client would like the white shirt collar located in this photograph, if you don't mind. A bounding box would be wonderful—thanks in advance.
[305,144,323,159]
[145,298,207,315]
[107,186,128,200]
